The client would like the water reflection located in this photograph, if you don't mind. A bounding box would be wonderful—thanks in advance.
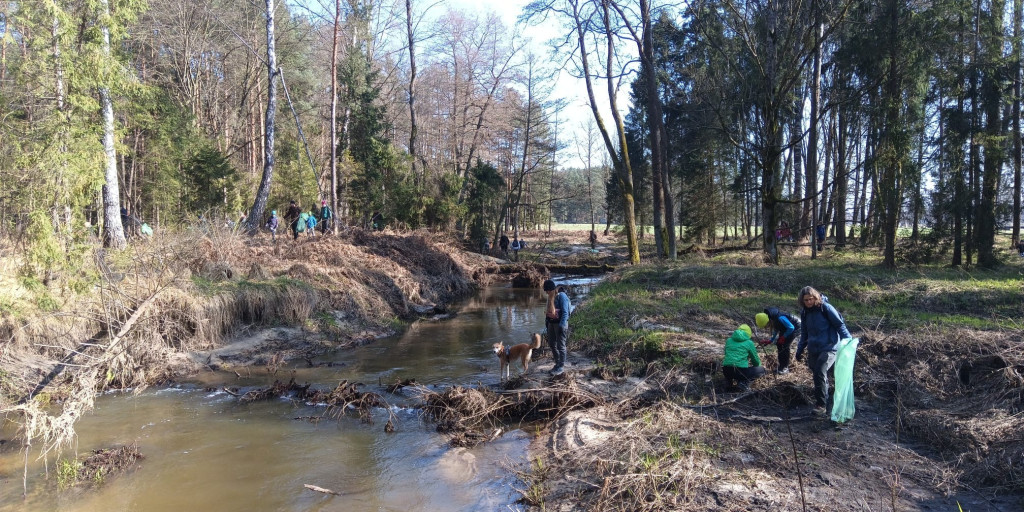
[0,280,610,512]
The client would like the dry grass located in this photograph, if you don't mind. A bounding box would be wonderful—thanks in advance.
[541,402,724,511]
[858,328,1024,491]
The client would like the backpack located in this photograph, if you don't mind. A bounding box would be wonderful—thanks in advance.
[781,312,801,331]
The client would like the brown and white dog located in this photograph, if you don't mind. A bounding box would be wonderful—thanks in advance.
[493,333,543,381]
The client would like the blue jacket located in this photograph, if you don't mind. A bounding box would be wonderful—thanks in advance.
[765,307,796,341]
[798,296,851,354]
[555,291,571,329]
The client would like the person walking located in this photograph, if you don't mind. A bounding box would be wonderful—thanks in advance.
[265,210,279,242]
[510,235,521,262]
[589,230,598,250]
[499,233,510,258]
[285,200,302,240]
[319,200,333,234]
[755,307,800,374]
[816,224,826,251]
[543,279,571,376]
[305,210,317,237]
[795,286,852,415]
[721,324,765,391]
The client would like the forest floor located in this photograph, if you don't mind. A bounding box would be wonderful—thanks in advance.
[503,236,1024,512]
[2,227,1022,511]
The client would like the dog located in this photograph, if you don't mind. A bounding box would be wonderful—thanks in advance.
[493,333,543,381]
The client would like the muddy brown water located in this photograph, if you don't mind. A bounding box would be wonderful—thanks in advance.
[0,281,595,512]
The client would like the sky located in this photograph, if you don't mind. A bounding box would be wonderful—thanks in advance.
[442,0,625,169]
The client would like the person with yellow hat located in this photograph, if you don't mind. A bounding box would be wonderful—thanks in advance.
[721,324,765,391]
[756,307,801,375]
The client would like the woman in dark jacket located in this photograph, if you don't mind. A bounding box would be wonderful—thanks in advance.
[796,286,851,413]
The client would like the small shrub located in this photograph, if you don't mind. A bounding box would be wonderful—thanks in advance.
[56,458,81,490]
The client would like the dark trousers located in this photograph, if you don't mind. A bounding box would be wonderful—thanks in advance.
[546,319,567,369]
[777,335,796,370]
[723,365,765,388]
[290,220,300,240]
[807,350,837,410]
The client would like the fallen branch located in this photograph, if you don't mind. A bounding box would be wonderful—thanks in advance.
[669,390,757,408]
[304,484,340,495]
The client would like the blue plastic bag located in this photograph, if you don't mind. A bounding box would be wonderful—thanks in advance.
[831,337,859,424]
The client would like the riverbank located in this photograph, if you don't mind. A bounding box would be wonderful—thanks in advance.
[0,228,523,474]
[516,256,1024,511]
[5,229,1021,510]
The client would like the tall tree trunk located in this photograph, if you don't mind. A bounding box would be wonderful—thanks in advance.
[848,118,861,241]
[99,0,125,249]
[636,0,669,258]
[246,0,279,233]
[808,21,822,258]
[406,0,419,186]
[330,0,341,232]
[1013,0,1023,249]
[911,105,925,240]
[977,0,1006,267]
[880,0,903,268]
[835,107,848,248]
[793,88,808,241]
[573,0,638,263]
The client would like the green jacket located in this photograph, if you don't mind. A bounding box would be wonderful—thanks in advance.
[722,329,761,368]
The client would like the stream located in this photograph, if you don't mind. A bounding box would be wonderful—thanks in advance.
[0,280,593,512]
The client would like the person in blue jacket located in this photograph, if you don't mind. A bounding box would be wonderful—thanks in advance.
[795,286,852,414]
[543,279,571,376]
[265,210,280,241]
[755,307,801,375]
[305,210,317,237]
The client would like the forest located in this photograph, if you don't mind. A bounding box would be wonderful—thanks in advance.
[1,0,1022,270]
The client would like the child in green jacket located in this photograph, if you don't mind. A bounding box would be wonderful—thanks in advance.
[722,324,766,391]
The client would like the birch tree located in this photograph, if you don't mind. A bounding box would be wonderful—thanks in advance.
[99,0,126,248]
[246,0,280,233]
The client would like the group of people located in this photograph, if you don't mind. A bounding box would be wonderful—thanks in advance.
[537,279,852,416]
[721,286,851,416]
[774,221,828,251]
[264,199,334,241]
[775,221,794,243]
[495,233,526,261]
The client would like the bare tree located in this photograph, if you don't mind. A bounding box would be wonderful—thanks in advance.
[331,0,342,232]
[524,0,640,263]
[99,0,126,248]
[607,0,675,259]
[246,0,280,233]
[574,118,600,231]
